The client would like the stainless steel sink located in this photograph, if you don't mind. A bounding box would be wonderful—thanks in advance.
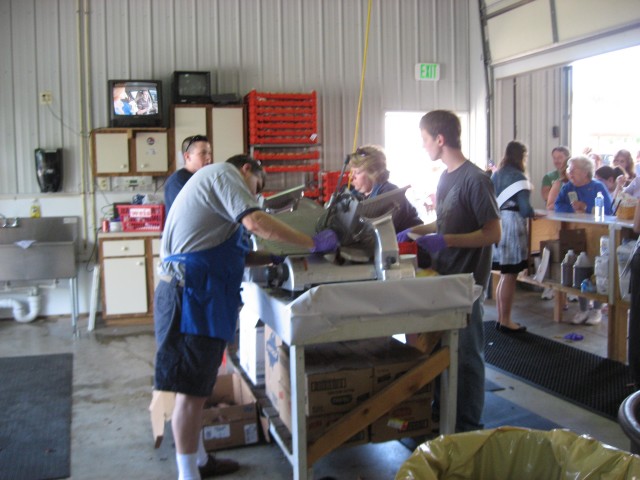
[0,217,79,281]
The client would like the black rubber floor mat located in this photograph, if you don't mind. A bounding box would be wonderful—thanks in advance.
[0,353,72,480]
[484,321,634,420]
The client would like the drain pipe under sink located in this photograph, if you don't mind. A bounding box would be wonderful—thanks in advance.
[0,293,41,323]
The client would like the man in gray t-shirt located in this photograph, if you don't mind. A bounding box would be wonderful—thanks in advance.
[396,110,501,432]
[156,155,338,479]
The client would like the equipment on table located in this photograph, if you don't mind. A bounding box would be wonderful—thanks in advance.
[249,184,416,292]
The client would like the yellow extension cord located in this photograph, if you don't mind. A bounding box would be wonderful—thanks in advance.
[348,0,373,189]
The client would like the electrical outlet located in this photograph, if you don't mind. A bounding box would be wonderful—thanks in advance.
[39,91,53,105]
[97,177,109,190]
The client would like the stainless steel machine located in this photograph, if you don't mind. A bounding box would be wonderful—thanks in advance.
[250,186,416,292]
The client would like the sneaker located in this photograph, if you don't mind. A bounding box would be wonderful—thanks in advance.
[198,455,240,478]
[585,310,602,325]
[541,287,555,300]
[571,311,589,324]
[567,294,579,302]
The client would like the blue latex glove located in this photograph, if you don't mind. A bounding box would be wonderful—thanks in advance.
[415,233,447,253]
[396,228,414,243]
[269,254,286,265]
[310,229,339,253]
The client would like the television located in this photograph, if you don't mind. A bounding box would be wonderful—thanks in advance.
[108,79,164,128]
[172,71,212,104]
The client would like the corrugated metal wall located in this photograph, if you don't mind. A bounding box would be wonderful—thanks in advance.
[493,66,567,209]
[0,0,477,195]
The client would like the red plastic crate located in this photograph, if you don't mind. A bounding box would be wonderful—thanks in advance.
[398,242,418,255]
[117,204,165,232]
[321,171,349,202]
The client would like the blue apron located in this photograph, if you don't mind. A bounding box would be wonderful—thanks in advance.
[165,227,250,341]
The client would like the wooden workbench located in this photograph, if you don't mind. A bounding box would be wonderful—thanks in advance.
[528,210,636,363]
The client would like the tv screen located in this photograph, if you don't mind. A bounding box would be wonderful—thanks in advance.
[108,80,164,128]
[172,71,211,104]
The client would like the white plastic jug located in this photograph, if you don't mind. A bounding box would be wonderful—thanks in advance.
[573,252,593,289]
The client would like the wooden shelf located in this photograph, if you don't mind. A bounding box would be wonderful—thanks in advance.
[515,273,608,303]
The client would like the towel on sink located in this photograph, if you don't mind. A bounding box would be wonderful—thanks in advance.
[14,240,36,249]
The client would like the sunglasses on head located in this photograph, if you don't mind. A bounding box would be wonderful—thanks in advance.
[184,135,209,153]
[354,147,367,157]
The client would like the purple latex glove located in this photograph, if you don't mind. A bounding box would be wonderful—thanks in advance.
[415,233,447,253]
[396,228,414,243]
[310,229,339,253]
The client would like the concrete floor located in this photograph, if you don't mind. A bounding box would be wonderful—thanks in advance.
[0,285,632,479]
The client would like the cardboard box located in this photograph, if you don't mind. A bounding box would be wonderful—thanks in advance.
[149,373,259,451]
[559,229,587,259]
[278,391,369,447]
[202,373,259,450]
[279,343,372,416]
[370,397,433,443]
[540,239,561,264]
[239,309,265,385]
[345,337,430,394]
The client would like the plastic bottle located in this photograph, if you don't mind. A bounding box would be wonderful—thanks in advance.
[561,249,577,287]
[594,191,604,220]
[29,198,41,218]
[573,252,594,289]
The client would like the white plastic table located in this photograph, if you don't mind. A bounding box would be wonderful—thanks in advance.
[241,273,477,480]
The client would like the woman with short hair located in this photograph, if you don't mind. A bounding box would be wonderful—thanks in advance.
[348,144,422,232]
[555,155,613,325]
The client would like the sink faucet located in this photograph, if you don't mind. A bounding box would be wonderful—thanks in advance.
[0,215,19,228]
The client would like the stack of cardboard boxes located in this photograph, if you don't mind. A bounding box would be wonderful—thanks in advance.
[264,325,434,446]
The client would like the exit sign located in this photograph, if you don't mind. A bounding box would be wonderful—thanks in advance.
[415,63,440,81]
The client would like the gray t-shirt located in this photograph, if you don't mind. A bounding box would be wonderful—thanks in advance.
[160,163,261,277]
[432,160,500,290]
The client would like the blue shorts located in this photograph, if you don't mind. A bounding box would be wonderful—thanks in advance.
[154,279,226,397]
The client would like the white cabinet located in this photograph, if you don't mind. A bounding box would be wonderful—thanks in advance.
[211,107,246,162]
[94,131,130,174]
[171,105,246,166]
[134,130,169,173]
[99,234,161,324]
[103,257,148,315]
[92,128,170,176]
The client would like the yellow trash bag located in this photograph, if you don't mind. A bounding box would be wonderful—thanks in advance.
[395,426,640,480]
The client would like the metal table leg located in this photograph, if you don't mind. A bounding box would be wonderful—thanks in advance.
[290,344,310,480]
[439,328,459,434]
[70,276,79,337]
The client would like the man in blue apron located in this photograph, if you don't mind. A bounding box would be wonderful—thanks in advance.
[155,154,338,479]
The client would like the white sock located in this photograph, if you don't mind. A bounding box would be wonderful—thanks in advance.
[176,452,201,480]
[196,433,209,467]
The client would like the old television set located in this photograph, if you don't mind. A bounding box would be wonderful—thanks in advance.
[172,71,212,104]
[108,79,164,128]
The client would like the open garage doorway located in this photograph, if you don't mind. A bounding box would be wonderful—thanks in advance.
[571,44,640,166]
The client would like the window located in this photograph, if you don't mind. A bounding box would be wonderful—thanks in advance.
[384,111,469,221]
[571,45,640,162]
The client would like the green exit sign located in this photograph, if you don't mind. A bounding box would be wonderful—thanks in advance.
[415,63,440,81]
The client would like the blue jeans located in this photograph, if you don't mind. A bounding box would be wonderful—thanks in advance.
[434,297,486,432]
[455,297,486,432]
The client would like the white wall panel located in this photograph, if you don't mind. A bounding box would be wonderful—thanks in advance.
[494,66,566,210]
[0,0,17,195]
[2,0,476,195]
[556,0,640,42]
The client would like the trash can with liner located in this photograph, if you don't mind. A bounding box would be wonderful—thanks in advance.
[395,426,640,479]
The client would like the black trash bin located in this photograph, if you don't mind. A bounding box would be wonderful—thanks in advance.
[619,390,640,454]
